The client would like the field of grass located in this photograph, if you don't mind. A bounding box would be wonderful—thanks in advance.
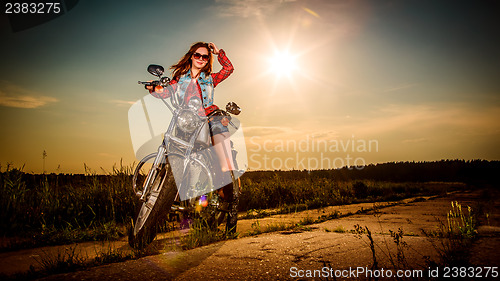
[0,160,481,250]
[0,163,138,249]
[239,171,460,211]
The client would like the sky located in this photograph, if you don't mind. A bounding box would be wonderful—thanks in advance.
[0,0,499,173]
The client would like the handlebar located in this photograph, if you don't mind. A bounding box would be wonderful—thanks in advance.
[138,77,171,87]
[137,74,241,128]
[207,109,240,130]
[207,109,230,118]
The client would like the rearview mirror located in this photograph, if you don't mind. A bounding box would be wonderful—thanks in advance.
[147,64,164,78]
[226,102,241,115]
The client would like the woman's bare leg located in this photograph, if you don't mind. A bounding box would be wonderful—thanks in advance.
[212,132,236,200]
[212,132,235,172]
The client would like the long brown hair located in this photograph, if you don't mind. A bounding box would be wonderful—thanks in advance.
[171,42,213,81]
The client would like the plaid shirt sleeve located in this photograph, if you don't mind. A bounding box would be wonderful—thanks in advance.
[211,49,234,87]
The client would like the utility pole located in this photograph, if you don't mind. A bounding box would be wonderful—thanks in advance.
[43,150,47,174]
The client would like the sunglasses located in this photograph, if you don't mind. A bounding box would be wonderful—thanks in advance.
[193,52,210,62]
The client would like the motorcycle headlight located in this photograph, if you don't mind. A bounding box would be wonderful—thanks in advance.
[177,110,198,133]
[188,97,202,111]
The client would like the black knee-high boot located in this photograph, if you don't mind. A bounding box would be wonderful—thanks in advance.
[219,171,234,202]
[222,171,239,234]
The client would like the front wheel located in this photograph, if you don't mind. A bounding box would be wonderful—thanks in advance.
[128,153,183,249]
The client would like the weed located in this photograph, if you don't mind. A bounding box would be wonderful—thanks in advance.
[180,218,232,249]
[92,243,133,265]
[34,245,86,275]
[250,220,261,235]
[298,215,315,225]
[247,219,314,236]
[447,201,477,239]
[242,209,270,219]
[332,225,346,233]
[247,220,291,235]
[315,210,341,223]
[264,222,290,232]
[423,201,478,267]
[389,228,409,269]
[354,224,379,271]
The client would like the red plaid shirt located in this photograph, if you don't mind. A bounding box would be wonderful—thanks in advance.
[150,49,234,115]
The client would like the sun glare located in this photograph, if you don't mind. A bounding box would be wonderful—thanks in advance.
[268,51,298,78]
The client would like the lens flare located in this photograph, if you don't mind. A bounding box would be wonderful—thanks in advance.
[199,195,208,207]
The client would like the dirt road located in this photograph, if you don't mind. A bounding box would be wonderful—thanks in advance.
[2,189,499,280]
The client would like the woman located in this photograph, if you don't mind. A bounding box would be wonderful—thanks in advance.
[147,41,236,201]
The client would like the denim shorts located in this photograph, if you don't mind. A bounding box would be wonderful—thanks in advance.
[208,116,230,136]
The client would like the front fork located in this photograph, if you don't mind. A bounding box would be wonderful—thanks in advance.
[139,145,167,202]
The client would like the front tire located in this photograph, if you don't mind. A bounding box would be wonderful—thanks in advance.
[128,153,182,249]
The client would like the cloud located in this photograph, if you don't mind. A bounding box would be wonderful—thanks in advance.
[213,0,370,34]
[340,103,500,139]
[243,125,295,137]
[402,138,429,144]
[310,131,339,140]
[382,83,419,93]
[212,0,372,51]
[97,152,116,158]
[214,0,297,18]
[0,81,58,109]
[110,99,136,107]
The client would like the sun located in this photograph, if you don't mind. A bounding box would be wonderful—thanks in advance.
[267,50,298,79]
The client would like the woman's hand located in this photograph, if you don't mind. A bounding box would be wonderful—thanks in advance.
[208,42,220,55]
[145,80,163,93]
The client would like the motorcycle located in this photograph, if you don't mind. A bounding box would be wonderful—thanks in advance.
[128,64,245,249]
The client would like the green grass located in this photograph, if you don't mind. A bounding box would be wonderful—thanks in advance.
[0,161,467,250]
[239,171,464,212]
[422,201,479,268]
[245,216,320,237]
[351,200,481,277]
[0,162,137,250]
[246,221,304,236]
[180,218,237,249]
[0,243,135,281]
[332,225,346,233]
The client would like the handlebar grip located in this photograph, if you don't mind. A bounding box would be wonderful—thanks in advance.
[138,81,159,86]
[138,80,169,87]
